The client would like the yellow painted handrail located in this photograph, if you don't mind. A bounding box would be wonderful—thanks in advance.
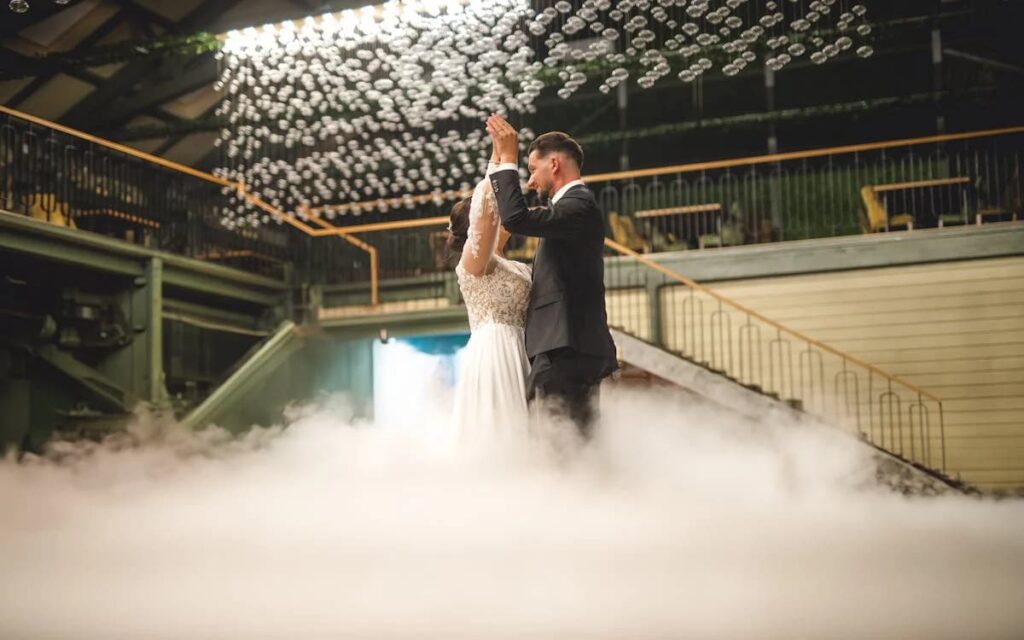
[318,216,450,234]
[0,105,237,189]
[584,126,1024,182]
[308,189,470,215]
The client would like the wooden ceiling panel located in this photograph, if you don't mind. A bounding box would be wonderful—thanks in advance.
[163,131,219,166]
[15,1,114,52]
[15,73,95,121]
[0,78,33,103]
[132,0,204,23]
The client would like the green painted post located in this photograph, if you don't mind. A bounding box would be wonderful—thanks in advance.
[646,277,663,346]
[146,258,167,407]
[0,377,30,453]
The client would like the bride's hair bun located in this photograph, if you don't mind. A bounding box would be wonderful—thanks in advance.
[445,197,472,265]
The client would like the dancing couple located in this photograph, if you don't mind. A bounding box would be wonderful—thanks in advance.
[449,114,617,445]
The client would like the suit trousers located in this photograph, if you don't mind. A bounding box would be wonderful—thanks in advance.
[526,347,611,439]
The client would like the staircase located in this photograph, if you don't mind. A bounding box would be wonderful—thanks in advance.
[611,329,805,423]
[182,320,303,431]
[603,238,948,478]
[610,328,965,495]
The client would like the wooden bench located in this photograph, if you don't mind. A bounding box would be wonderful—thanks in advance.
[634,203,725,250]
[607,212,652,253]
[976,208,1019,225]
[863,177,970,232]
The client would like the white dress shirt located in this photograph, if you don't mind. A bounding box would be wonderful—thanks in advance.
[551,179,585,205]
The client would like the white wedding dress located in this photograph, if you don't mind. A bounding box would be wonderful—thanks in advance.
[451,177,532,445]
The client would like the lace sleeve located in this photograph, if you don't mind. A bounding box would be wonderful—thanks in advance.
[458,178,500,277]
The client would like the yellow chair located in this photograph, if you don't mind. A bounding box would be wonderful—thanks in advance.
[698,234,721,249]
[648,226,689,252]
[27,193,75,229]
[607,212,651,253]
[860,186,912,232]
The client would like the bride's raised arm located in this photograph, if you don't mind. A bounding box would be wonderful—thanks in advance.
[458,139,503,277]
[458,179,500,277]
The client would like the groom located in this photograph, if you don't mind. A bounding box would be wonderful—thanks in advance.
[485,114,617,439]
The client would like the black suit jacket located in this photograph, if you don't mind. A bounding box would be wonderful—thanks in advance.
[489,169,617,369]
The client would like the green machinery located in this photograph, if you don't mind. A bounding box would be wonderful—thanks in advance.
[0,211,378,451]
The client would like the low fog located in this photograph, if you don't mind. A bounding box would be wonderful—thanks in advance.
[1,342,1023,640]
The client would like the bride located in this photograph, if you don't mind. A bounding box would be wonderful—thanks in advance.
[448,142,532,445]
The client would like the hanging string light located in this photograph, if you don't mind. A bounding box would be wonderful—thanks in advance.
[216,0,875,229]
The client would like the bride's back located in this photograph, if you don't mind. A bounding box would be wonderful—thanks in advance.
[456,257,531,331]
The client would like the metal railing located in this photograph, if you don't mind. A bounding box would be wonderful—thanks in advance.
[602,237,946,472]
[0,106,299,280]
[590,127,1023,250]
[311,126,1022,287]
[5,100,1019,296]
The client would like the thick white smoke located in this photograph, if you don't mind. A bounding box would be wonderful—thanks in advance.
[1,378,1022,639]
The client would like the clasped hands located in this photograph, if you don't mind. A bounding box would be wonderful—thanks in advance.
[486,113,519,165]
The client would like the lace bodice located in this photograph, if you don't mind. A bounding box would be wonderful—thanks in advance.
[457,257,532,331]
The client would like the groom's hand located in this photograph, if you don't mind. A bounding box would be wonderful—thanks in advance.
[486,114,519,165]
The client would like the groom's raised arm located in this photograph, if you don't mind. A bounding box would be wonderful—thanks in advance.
[487,168,590,238]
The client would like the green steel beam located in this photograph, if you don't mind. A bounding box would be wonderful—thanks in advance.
[320,274,452,309]
[320,306,469,341]
[0,210,288,304]
[163,298,267,331]
[161,257,287,293]
[161,269,282,306]
[146,258,166,406]
[182,320,302,430]
[163,312,270,336]
[34,345,132,413]
[319,273,453,295]
[0,378,31,451]
[0,213,144,277]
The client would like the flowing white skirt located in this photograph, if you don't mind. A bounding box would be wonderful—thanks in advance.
[452,322,531,446]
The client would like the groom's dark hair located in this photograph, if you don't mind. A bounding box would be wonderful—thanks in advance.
[529,132,583,171]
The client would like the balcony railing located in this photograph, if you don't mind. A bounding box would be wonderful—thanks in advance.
[314,126,1023,287]
[0,106,298,280]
